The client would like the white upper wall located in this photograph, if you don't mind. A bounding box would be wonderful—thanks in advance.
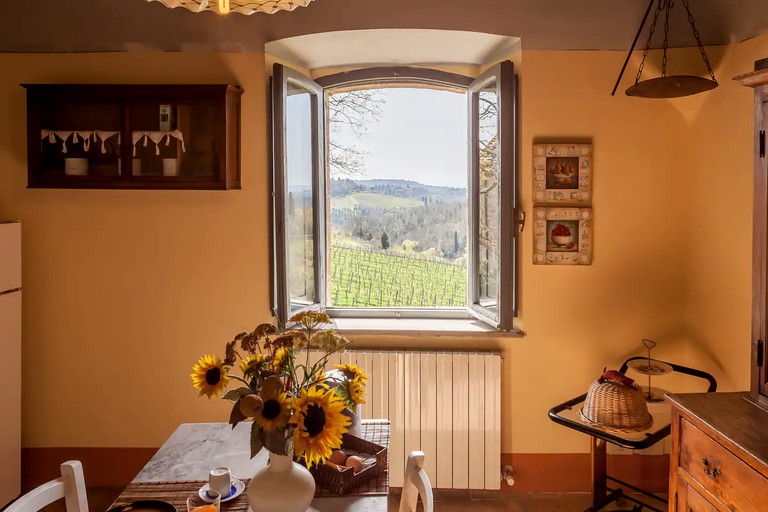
[265,29,521,70]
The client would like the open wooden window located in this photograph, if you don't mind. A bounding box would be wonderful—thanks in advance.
[272,62,519,331]
[271,64,327,324]
[468,61,519,330]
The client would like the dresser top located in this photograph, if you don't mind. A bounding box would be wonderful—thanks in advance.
[668,392,768,469]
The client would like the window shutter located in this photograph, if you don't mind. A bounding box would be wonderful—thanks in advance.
[467,61,518,330]
[271,63,327,325]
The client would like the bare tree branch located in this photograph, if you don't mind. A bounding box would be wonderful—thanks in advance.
[328,89,384,176]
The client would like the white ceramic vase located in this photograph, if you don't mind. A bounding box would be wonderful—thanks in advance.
[247,451,315,512]
[343,404,362,437]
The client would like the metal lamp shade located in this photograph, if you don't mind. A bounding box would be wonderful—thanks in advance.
[145,0,315,15]
[626,75,718,98]
[613,0,718,99]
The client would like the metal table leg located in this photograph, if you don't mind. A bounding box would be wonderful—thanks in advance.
[591,437,608,509]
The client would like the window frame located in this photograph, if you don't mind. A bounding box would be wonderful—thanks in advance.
[467,62,519,330]
[271,64,328,325]
[272,64,519,331]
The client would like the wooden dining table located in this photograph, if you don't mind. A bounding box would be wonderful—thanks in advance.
[110,420,391,512]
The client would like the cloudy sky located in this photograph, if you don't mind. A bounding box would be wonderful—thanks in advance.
[286,86,469,190]
[330,87,468,189]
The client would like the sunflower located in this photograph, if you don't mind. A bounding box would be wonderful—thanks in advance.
[348,378,367,405]
[191,355,230,398]
[335,363,368,384]
[254,385,292,432]
[291,386,351,467]
[239,353,266,374]
[273,347,291,374]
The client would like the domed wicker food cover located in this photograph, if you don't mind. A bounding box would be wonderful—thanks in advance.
[580,372,653,432]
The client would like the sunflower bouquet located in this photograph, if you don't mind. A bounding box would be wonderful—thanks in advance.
[326,363,368,411]
[190,310,357,467]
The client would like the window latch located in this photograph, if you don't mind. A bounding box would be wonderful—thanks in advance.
[760,130,765,158]
[518,210,526,233]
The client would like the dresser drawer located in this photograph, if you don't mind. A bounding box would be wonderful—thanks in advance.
[679,418,768,511]
[683,484,718,512]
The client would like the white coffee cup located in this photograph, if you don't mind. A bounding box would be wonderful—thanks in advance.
[209,466,233,497]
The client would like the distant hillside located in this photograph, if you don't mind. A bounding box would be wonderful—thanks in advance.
[330,178,466,205]
[333,192,423,210]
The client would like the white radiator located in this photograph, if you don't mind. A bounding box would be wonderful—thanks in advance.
[310,349,502,490]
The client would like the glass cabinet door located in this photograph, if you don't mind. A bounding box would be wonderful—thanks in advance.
[38,101,122,179]
[129,101,220,180]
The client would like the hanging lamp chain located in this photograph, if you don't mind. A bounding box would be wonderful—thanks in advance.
[661,0,671,77]
[635,0,664,85]
[682,0,717,83]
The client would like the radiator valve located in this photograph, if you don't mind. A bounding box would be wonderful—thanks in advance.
[501,465,514,487]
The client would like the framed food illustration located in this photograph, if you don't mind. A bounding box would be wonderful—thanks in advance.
[533,143,592,203]
[533,207,592,265]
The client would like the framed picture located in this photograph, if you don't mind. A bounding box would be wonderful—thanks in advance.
[533,207,592,265]
[533,143,592,203]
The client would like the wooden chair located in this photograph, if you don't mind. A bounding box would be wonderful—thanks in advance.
[6,461,88,512]
[399,451,433,512]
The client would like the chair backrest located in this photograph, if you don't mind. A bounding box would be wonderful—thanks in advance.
[398,451,433,512]
[6,461,88,512]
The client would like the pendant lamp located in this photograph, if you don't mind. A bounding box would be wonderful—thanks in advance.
[145,0,314,15]
[612,0,718,98]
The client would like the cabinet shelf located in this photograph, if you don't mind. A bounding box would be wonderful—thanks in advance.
[23,84,242,190]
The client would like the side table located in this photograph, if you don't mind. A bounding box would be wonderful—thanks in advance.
[548,357,716,512]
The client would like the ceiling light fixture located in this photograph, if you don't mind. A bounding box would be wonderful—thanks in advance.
[145,0,315,15]
[612,0,717,98]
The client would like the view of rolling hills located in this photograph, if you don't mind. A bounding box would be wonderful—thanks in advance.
[328,178,468,307]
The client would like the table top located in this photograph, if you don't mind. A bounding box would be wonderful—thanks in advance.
[134,422,269,483]
[548,387,673,449]
[116,420,390,512]
[667,392,768,470]
[548,358,717,450]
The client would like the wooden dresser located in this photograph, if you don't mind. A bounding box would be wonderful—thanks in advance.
[668,393,768,512]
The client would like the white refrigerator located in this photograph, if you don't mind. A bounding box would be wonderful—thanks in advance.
[0,221,21,507]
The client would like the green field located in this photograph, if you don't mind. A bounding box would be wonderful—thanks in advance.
[330,246,466,307]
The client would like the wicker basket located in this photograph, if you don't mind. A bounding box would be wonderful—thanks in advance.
[580,379,653,432]
[307,433,387,495]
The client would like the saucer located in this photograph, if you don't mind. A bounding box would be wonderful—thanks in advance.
[199,478,245,503]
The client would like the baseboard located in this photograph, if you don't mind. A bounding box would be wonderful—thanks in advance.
[501,453,669,493]
[22,447,157,489]
[22,447,668,494]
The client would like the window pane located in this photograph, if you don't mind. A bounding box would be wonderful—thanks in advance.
[477,81,499,314]
[327,86,467,308]
[286,82,316,311]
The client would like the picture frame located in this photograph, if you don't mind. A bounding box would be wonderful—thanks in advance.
[533,143,592,203]
[533,207,592,265]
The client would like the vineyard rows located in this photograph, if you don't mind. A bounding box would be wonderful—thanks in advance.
[330,245,467,307]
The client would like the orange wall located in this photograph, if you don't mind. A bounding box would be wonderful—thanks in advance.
[0,40,759,454]
[679,35,768,392]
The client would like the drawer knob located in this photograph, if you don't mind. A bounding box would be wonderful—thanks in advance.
[702,457,721,480]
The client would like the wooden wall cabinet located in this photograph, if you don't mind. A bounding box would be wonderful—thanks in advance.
[23,84,242,190]
[735,58,768,408]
